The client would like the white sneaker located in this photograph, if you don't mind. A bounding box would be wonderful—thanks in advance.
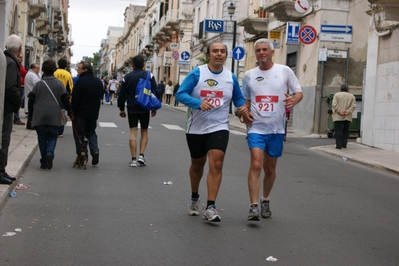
[188,199,200,216]
[137,155,147,166]
[129,159,137,167]
[202,206,221,222]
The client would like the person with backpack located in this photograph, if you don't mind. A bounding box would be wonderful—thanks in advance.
[117,55,158,167]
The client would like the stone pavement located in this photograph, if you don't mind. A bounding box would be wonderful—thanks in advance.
[1,106,398,211]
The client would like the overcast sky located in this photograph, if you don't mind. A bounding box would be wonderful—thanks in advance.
[68,0,146,64]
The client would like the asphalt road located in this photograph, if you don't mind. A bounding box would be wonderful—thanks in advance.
[0,104,398,265]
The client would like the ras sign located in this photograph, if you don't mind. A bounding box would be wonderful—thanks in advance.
[204,19,224,33]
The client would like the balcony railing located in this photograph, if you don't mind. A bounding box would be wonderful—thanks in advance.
[152,10,180,39]
[29,0,48,19]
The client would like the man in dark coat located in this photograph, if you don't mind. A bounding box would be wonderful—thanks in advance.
[157,80,165,103]
[71,61,103,165]
[1,34,23,184]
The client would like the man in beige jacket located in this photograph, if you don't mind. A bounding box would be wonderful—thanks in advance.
[332,83,356,149]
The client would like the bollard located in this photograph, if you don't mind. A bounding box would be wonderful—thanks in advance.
[0,48,6,149]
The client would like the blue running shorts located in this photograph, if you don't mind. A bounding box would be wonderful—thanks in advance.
[247,133,284,158]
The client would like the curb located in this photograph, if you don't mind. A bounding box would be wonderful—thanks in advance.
[0,130,38,211]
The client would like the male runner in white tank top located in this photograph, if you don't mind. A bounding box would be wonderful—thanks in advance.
[176,42,250,222]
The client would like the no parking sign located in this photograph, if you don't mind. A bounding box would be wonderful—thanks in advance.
[299,25,317,45]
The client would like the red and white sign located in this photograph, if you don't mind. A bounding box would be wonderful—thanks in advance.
[295,0,310,13]
[171,50,179,60]
[299,25,317,45]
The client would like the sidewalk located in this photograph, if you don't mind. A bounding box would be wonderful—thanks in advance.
[1,106,399,211]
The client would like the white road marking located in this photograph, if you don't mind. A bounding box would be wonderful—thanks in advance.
[162,124,184,130]
[98,122,118,128]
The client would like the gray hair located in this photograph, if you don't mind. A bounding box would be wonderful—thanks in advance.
[5,34,22,53]
[254,38,274,51]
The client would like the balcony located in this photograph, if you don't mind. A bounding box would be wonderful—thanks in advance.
[264,0,303,22]
[369,0,399,21]
[29,0,47,19]
[237,17,269,35]
[36,12,50,30]
[152,10,180,43]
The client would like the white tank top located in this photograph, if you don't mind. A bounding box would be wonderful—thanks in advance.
[185,65,234,134]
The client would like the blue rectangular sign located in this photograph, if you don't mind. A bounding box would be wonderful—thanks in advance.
[320,24,353,34]
[286,22,300,45]
[204,19,224,33]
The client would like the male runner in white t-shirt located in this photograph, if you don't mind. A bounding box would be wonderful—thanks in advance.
[241,38,303,221]
[176,42,250,222]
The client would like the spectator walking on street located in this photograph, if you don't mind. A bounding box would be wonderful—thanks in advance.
[54,58,74,137]
[173,82,180,106]
[157,81,165,103]
[14,53,27,125]
[118,55,158,167]
[175,42,250,222]
[24,63,41,129]
[28,59,72,169]
[241,38,303,221]
[1,34,23,184]
[332,83,356,149]
[71,61,103,166]
[165,80,173,106]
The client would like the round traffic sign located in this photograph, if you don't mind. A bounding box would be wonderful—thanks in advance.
[232,46,245,60]
[181,51,190,60]
[299,25,317,45]
[295,0,310,13]
[171,50,179,60]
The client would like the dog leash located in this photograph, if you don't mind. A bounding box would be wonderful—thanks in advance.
[71,119,85,146]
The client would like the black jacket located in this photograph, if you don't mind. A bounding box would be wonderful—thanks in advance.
[71,71,103,120]
[117,69,158,114]
[4,50,22,113]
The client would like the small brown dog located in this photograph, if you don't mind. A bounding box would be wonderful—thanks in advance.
[73,140,88,170]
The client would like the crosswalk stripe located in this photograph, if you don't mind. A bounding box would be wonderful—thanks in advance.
[98,122,118,128]
[162,124,185,130]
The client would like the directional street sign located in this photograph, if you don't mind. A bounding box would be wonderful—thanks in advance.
[180,51,190,60]
[286,22,300,45]
[232,46,245,60]
[319,24,353,43]
[320,24,352,34]
[298,25,317,45]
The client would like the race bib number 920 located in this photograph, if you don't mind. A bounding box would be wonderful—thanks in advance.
[200,90,224,108]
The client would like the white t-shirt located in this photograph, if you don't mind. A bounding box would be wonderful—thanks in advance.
[242,64,302,134]
[108,79,119,92]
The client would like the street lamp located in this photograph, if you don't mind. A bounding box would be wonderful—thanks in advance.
[228,1,237,114]
[227,1,237,75]
[179,29,192,43]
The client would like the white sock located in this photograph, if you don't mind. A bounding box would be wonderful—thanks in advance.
[261,196,270,202]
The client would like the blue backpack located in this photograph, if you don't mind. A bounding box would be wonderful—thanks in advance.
[134,72,162,110]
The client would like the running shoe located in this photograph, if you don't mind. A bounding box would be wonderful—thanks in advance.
[248,205,260,221]
[202,206,221,222]
[129,159,137,167]
[137,155,147,166]
[261,200,272,218]
[188,199,200,216]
